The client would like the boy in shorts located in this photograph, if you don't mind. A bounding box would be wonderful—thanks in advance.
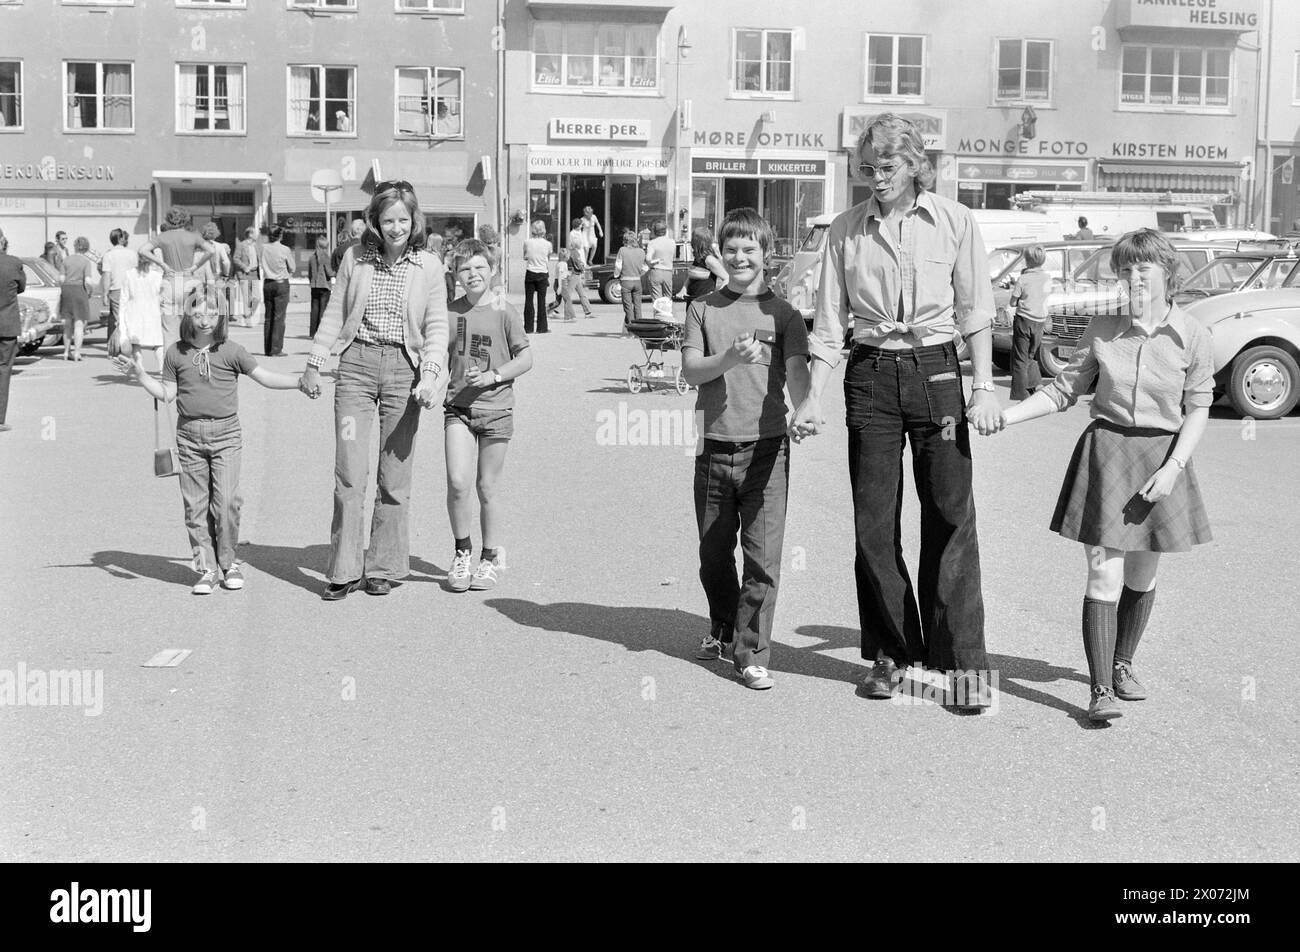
[444,239,534,592]
[681,208,810,690]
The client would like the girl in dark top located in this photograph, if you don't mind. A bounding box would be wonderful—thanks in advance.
[113,303,308,595]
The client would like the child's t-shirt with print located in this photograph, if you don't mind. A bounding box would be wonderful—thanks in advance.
[163,340,258,420]
[444,296,530,411]
[682,288,809,441]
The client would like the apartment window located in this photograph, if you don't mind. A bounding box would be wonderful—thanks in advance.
[65,61,133,131]
[865,34,924,99]
[177,64,245,133]
[0,62,20,130]
[996,39,1051,101]
[397,0,465,11]
[733,28,793,96]
[62,1,134,5]
[290,0,355,9]
[1121,45,1229,108]
[1294,52,1300,103]
[177,1,245,6]
[531,20,659,91]
[395,67,463,137]
[288,65,356,134]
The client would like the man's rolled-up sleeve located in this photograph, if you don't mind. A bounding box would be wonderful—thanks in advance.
[809,221,848,368]
[954,212,993,339]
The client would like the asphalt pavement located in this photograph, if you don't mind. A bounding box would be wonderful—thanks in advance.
[2,297,1297,862]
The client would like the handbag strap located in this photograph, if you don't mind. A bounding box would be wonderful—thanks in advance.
[154,399,176,450]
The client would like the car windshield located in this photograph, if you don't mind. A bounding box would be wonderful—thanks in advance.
[21,263,54,288]
[1182,256,1263,292]
[1249,257,1300,290]
[799,226,828,254]
[988,248,1022,282]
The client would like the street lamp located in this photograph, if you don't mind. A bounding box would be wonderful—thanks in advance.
[672,27,693,246]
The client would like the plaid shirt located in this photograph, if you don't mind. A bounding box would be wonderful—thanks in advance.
[354,246,422,346]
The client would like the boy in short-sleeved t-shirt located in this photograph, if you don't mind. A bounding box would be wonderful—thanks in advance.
[445,295,530,424]
[680,209,810,691]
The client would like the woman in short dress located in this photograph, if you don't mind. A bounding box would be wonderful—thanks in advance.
[58,237,98,361]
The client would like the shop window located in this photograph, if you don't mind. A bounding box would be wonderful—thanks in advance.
[177,64,245,134]
[864,34,925,100]
[531,19,659,92]
[396,0,464,11]
[996,38,1051,102]
[65,61,133,132]
[395,67,463,138]
[0,61,21,130]
[733,28,793,97]
[288,65,356,135]
[1120,44,1230,110]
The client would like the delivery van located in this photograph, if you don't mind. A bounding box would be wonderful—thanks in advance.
[1012,193,1219,237]
[969,209,1065,248]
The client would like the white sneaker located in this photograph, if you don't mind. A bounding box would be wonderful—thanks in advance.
[470,549,504,591]
[448,549,474,593]
[192,569,219,596]
[740,665,774,690]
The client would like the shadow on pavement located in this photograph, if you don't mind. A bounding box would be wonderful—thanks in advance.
[55,544,445,595]
[485,598,870,688]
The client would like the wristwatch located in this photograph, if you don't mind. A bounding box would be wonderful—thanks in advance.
[971,381,995,393]
[492,371,502,385]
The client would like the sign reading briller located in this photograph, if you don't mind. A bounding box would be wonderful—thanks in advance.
[549,118,651,142]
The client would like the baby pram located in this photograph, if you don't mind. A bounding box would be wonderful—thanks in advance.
[625,317,690,395]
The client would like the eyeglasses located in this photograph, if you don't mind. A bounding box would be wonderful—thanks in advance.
[374,180,413,194]
[857,163,904,181]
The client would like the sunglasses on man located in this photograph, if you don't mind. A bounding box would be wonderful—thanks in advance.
[857,162,905,181]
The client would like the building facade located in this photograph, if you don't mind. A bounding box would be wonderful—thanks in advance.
[0,0,498,276]
[501,0,1266,286]
[1260,0,1300,235]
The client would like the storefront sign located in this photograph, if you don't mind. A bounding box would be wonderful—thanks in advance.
[1111,141,1231,160]
[1,158,116,182]
[842,107,947,151]
[691,130,827,149]
[52,197,145,214]
[1117,0,1259,31]
[955,160,1088,184]
[549,118,651,142]
[527,148,669,175]
[691,157,827,177]
[0,194,44,214]
[957,137,1089,156]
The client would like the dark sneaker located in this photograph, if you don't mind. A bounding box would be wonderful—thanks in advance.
[192,570,219,596]
[862,657,900,699]
[221,563,245,591]
[1087,685,1123,722]
[1112,662,1148,700]
[695,632,721,660]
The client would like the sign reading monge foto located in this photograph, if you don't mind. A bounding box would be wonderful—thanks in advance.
[549,118,651,142]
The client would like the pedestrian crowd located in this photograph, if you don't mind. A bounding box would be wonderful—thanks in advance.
[1,115,1216,726]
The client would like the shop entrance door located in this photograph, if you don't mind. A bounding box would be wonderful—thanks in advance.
[568,175,607,264]
[609,176,638,252]
[724,178,760,216]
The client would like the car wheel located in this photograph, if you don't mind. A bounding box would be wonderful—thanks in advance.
[1038,344,1070,378]
[18,339,41,357]
[992,350,1011,372]
[601,278,622,305]
[1227,345,1300,420]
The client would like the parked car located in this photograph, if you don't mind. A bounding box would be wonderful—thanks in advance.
[1182,277,1300,418]
[988,239,1113,369]
[17,295,55,356]
[588,259,691,305]
[1172,243,1300,306]
[16,256,108,353]
[1035,239,1240,376]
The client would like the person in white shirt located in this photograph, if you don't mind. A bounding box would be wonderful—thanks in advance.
[99,228,137,356]
[645,220,677,302]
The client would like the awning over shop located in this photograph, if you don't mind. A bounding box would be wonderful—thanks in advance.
[271,183,486,215]
[1097,160,1244,193]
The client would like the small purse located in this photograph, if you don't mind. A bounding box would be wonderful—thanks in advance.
[153,399,181,478]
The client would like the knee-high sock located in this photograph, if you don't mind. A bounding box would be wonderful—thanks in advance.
[1115,586,1156,667]
[1082,597,1118,689]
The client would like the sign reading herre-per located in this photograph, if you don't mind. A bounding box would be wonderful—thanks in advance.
[549,118,651,142]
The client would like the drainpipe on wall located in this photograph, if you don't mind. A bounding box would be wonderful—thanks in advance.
[1259,0,1274,233]
[497,0,508,284]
